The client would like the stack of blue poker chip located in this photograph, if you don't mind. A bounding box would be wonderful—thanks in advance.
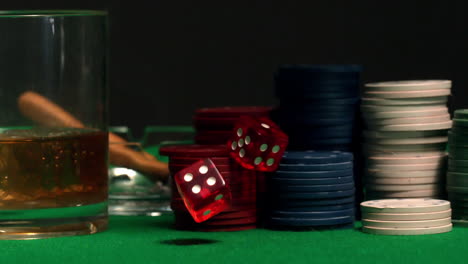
[265,151,356,229]
[271,64,362,151]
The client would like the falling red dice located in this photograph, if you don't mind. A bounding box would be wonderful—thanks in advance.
[173,158,231,223]
[228,115,288,172]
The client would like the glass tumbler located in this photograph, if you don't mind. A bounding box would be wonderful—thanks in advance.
[0,10,108,239]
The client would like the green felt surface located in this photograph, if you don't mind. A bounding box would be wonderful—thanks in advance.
[1,215,468,264]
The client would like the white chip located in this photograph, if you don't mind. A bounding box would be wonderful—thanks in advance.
[366,152,447,164]
[364,136,448,145]
[362,217,452,229]
[365,189,444,198]
[362,107,448,119]
[363,89,451,99]
[365,176,442,185]
[365,162,445,171]
[362,224,452,235]
[365,114,451,126]
[364,80,452,91]
[366,169,445,178]
[366,183,440,192]
[363,142,447,153]
[361,199,451,213]
[362,209,452,221]
[361,96,449,106]
[368,121,452,132]
[361,104,447,113]
[363,130,448,139]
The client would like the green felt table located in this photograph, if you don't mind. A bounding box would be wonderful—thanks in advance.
[1,214,467,264]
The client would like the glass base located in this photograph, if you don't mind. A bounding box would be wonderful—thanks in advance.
[108,198,171,216]
[0,202,108,240]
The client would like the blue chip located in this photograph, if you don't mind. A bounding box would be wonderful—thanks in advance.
[278,189,355,199]
[273,196,355,206]
[271,203,355,212]
[279,97,360,105]
[276,110,355,120]
[271,208,355,219]
[285,129,354,140]
[277,103,357,113]
[277,64,363,73]
[271,182,354,192]
[274,169,353,179]
[281,151,353,165]
[278,116,355,126]
[278,91,359,100]
[278,161,353,171]
[287,143,353,152]
[268,215,355,227]
[269,176,354,185]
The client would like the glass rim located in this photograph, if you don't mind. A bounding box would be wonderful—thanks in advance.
[0,10,107,18]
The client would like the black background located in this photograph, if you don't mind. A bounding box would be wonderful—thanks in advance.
[2,1,467,138]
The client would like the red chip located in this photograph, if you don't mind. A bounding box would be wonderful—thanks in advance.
[159,144,229,157]
[195,106,272,118]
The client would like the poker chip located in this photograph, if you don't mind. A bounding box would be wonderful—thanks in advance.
[365,169,445,178]
[160,145,229,157]
[362,130,448,139]
[366,189,444,199]
[361,104,447,113]
[362,217,451,228]
[361,80,451,200]
[454,109,468,119]
[270,176,354,185]
[362,209,452,221]
[447,109,468,221]
[360,199,451,213]
[361,224,452,235]
[273,196,356,207]
[366,152,447,164]
[268,215,355,227]
[362,108,449,119]
[365,176,442,185]
[365,162,445,171]
[363,142,447,153]
[366,121,452,132]
[195,106,272,118]
[363,89,451,99]
[365,115,451,126]
[265,149,355,229]
[280,151,354,164]
[193,106,272,145]
[271,208,355,219]
[364,80,452,91]
[278,161,353,171]
[272,182,355,192]
[366,184,439,192]
[272,203,355,212]
[273,64,361,151]
[361,96,449,106]
[274,169,354,179]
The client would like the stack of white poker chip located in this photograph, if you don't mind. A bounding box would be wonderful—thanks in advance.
[361,80,452,199]
[361,199,452,235]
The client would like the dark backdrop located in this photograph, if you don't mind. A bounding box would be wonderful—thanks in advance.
[2,1,467,138]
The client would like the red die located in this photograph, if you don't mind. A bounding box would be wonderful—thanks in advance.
[228,116,288,172]
[174,158,231,223]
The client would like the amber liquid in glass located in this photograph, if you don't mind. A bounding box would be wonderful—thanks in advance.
[0,128,108,239]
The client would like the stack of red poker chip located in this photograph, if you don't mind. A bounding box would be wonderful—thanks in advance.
[193,106,272,145]
[160,144,258,231]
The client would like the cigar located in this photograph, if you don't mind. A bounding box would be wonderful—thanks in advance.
[17,91,169,181]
